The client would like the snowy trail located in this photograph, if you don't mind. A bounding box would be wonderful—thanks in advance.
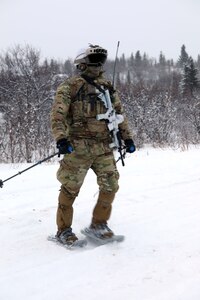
[0,147,200,300]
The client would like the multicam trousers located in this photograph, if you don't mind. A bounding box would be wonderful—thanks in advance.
[56,138,119,231]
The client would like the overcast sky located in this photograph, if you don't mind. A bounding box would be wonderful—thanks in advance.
[1,0,200,62]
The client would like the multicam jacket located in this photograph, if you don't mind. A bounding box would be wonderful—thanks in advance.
[50,73,133,143]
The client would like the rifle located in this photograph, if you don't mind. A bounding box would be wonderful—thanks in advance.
[96,88,125,166]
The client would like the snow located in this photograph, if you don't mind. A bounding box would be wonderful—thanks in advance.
[0,147,200,300]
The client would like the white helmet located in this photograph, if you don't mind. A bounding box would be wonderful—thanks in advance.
[74,44,107,67]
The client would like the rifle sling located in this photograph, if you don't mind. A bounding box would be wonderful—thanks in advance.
[81,74,106,94]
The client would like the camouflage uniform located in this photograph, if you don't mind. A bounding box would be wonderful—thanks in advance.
[50,71,133,233]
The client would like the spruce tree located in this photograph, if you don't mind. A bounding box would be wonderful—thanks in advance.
[178,44,189,68]
[181,57,199,96]
[135,50,142,67]
[134,50,142,80]
[159,51,166,66]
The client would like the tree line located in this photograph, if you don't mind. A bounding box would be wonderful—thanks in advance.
[0,44,200,163]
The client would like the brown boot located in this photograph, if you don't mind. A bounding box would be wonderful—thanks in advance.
[56,188,76,231]
[89,223,114,239]
[92,190,116,224]
[56,227,78,245]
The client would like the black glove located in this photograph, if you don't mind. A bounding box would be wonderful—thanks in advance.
[56,138,73,155]
[125,139,136,153]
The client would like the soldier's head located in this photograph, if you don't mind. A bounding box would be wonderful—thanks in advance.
[74,44,107,78]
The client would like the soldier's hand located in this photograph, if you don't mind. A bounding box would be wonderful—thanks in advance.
[125,139,136,153]
[56,138,74,155]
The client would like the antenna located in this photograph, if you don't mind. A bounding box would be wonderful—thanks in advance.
[112,41,120,87]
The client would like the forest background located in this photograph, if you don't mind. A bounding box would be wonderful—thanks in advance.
[0,44,200,163]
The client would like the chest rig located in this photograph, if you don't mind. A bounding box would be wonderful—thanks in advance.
[69,75,114,121]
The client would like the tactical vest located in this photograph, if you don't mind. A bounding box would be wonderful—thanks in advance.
[67,75,114,140]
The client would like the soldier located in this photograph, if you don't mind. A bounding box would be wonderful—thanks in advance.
[50,44,135,245]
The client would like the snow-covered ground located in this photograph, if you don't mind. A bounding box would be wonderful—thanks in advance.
[0,147,200,300]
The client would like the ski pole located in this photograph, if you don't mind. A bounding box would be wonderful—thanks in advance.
[0,151,59,188]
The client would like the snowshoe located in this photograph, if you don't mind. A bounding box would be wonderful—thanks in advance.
[81,223,125,245]
[47,227,87,249]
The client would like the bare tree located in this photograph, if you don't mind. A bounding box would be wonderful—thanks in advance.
[0,45,63,162]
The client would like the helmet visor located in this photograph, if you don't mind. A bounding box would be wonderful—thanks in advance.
[87,53,107,65]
